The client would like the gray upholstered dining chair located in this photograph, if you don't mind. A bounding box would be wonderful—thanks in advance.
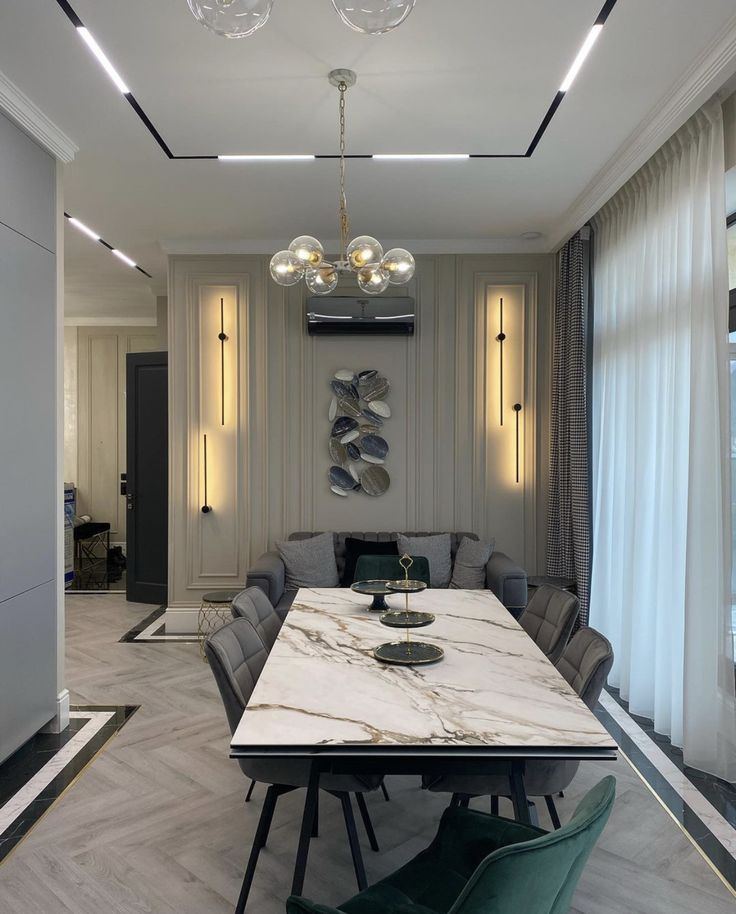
[423,626,614,829]
[518,584,579,664]
[231,586,283,651]
[205,618,383,912]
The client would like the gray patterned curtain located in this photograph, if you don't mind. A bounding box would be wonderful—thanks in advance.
[546,231,592,623]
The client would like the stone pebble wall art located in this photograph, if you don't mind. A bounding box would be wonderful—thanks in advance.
[328,369,391,497]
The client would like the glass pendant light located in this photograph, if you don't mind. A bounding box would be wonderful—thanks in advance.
[186,0,274,38]
[381,247,415,284]
[330,0,416,34]
[270,70,414,295]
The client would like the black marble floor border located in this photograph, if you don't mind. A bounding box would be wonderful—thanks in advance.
[605,686,736,828]
[119,605,166,642]
[595,701,736,892]
[0,705,138,862]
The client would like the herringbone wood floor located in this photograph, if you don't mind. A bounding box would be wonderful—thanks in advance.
[0,593,733,913]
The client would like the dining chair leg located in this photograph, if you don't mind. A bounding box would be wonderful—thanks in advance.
[449,793,460,808]
[509,761,531,825]
[355,792,380,852]
[311,791,319,838]
[236,784,280,914]
[245,779,256,803]
[339,792,368,891]
[545,794,562,830]
[380,782,390,802]
[490,795,499,816]
[291,764,320,897]
[459,795,470,808]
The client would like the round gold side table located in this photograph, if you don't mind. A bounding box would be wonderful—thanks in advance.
[198,590,239,661]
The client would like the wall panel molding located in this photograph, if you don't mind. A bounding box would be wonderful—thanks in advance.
[167,253,554,613]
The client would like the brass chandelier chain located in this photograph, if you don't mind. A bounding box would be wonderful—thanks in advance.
[338,81,350,263]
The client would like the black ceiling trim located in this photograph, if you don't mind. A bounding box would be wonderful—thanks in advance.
[64,211,153,278]
[54,0,618,160]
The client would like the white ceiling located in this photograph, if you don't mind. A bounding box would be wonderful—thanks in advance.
[1,0,736,319]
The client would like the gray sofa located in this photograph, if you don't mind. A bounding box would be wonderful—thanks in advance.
[246,531,528,621]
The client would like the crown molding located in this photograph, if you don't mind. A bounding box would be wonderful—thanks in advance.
[549,11,736,251]
[160,237,550,256]
[0,70,77,162]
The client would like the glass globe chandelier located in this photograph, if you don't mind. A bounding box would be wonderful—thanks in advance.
[187,0,416,38]
[270,70,415,296]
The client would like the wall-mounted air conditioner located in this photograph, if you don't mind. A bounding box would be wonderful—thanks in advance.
[306,296,415,335]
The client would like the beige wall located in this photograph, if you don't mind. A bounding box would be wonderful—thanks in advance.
[167,253,555,614]
[66,325,158,542]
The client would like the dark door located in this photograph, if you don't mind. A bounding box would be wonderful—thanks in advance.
[126,352,168,604]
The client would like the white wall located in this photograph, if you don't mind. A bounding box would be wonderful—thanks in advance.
[166,253,554,628]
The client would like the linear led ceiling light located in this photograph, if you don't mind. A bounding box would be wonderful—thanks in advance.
[77,27,130,94]
[373,154,469,161]
[64,212,152,278]
[55,0,616,159]
[218,154,315,161]
[560,24,603,92]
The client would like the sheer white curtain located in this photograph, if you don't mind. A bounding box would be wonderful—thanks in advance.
[590,97,736,782]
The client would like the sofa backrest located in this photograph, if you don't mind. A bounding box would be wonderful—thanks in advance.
[288,531,477,584]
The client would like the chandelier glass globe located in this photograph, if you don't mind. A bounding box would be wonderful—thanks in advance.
[305,263,339,295]
[289,235,324,267]
[269,250,304,285]
[186,0,273,38]
[382,248,415,284]
[357,266,390,294]
[330,0,416,34]
[347,236,383,271]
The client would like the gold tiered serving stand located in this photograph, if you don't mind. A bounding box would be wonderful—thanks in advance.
[373,554,444,665]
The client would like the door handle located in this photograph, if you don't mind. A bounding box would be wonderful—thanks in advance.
[126,493,135,511]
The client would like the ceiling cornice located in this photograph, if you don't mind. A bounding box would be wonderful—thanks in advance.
[160,238,550,256]
[550,11,736,251]
[0,69,78,162]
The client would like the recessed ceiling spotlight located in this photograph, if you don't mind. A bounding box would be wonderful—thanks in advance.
[560,24,603,92]
[76,26,130,94]
[521,231,543,241]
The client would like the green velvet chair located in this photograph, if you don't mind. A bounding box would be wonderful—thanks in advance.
[354,554,431,588]
[286,776,615,914]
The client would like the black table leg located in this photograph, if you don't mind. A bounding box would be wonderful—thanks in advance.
[291,762,320,897]
[509,761,531,825]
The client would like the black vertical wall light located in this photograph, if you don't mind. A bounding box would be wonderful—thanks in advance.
[201,434,212,513]
[219,297,228,427]
[496,298,505,426]
[513,403,522,484]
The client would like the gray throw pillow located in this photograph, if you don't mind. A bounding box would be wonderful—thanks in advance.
[396,533,452,588]
[275,533,339,591]
[450,536,494,590]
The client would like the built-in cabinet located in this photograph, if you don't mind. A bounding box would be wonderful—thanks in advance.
[0,110,58,763]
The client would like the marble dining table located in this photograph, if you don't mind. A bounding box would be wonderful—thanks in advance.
[230,586,617,896]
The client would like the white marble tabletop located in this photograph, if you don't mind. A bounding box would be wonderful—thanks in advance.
[231,587,617,759]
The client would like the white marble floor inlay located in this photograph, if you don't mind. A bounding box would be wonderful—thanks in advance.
[600,692,736,859]
[0,710,115,836]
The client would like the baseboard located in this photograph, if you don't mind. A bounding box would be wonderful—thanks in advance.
[164,606,199,634]
[41,689,70,734]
